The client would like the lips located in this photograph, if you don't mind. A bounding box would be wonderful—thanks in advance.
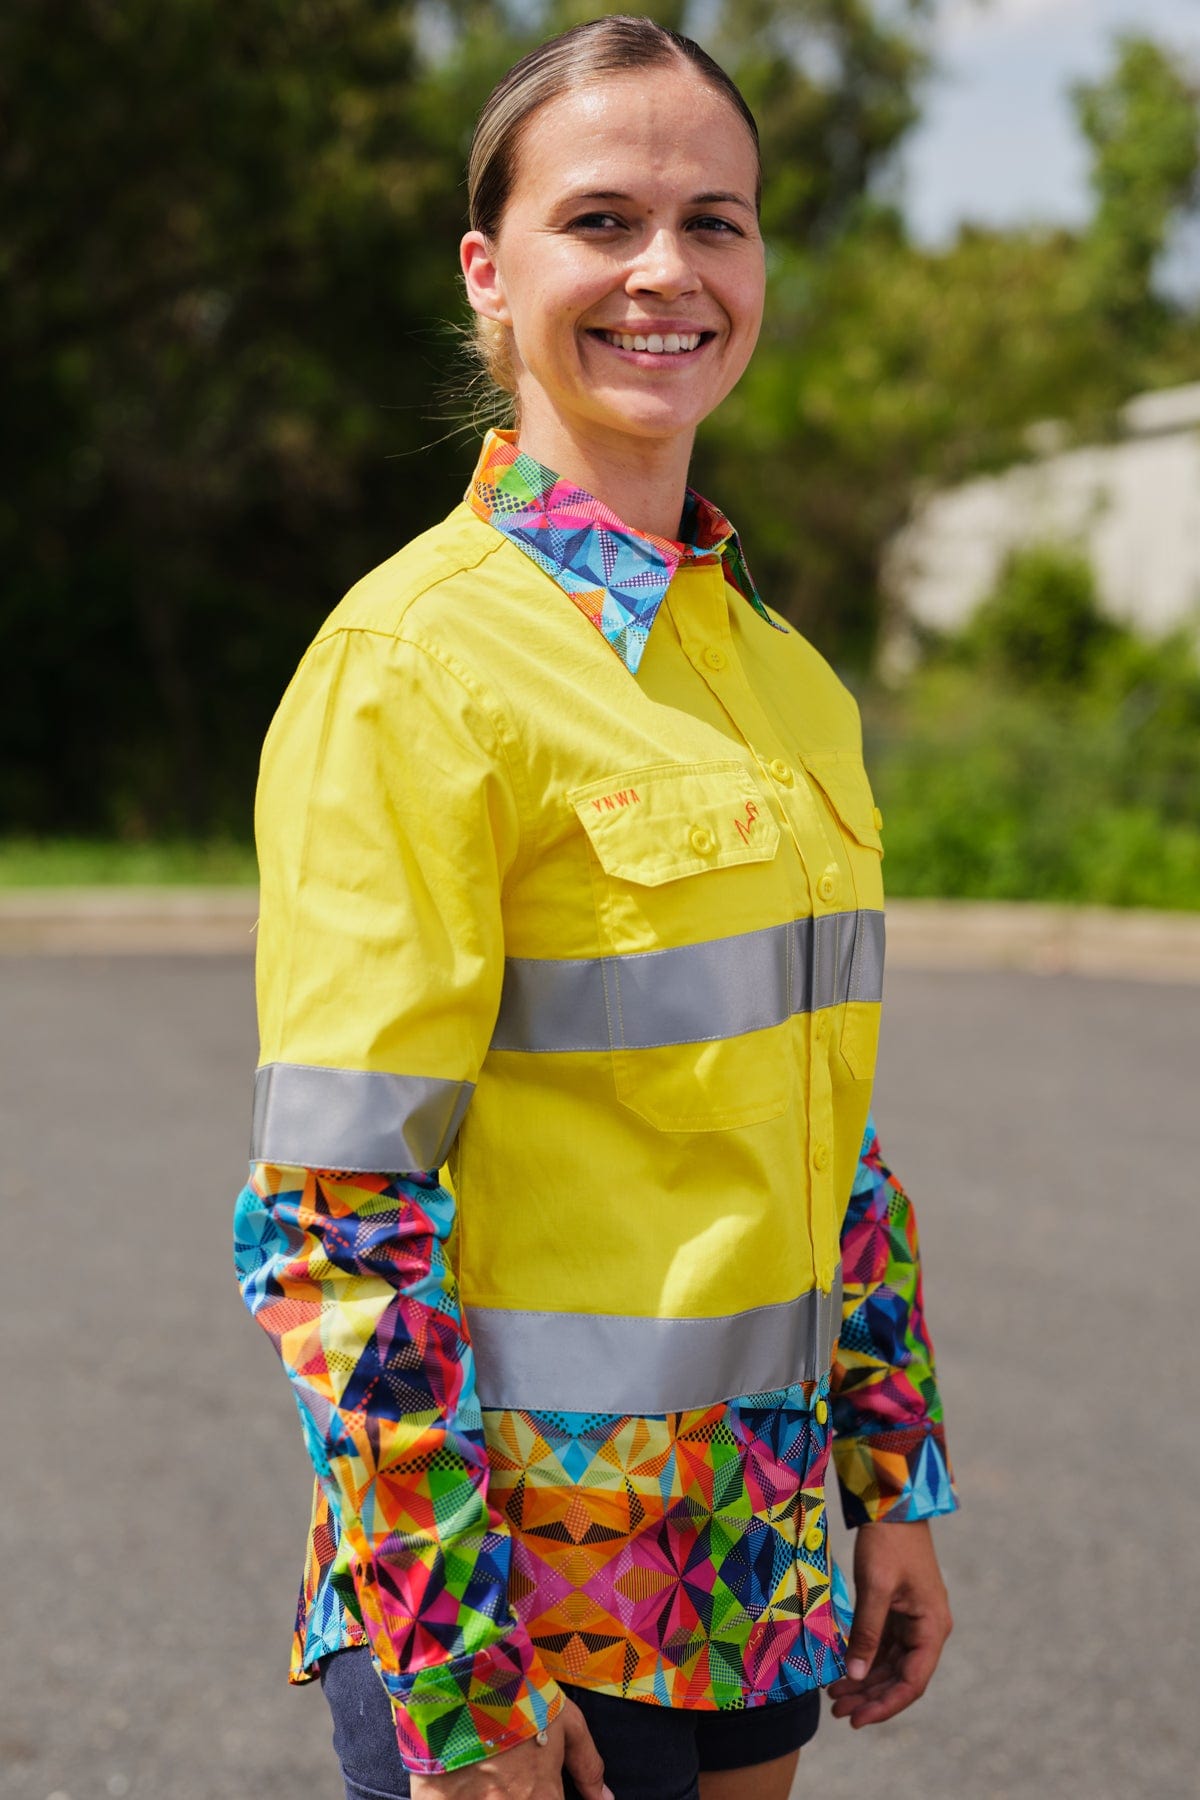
[596,329,709,355]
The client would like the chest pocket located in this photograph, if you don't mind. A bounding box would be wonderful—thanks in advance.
[570,760,794,1132]
[798,752,885,1083]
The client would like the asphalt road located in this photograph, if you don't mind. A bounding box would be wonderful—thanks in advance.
[2,956,1196,1800]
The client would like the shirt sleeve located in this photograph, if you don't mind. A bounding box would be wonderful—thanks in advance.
[830,1115,959,1528]
[251,624,525,1173]
[234,1163,562,1773]
[237,624,563,1773]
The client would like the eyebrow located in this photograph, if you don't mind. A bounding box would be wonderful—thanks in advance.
[557,188,757,215]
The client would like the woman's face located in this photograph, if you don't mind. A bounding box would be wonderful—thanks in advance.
[462,65,765,466]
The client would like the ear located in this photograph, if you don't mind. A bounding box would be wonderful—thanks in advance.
[460,231,511,326]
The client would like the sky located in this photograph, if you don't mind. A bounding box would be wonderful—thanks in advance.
[902,0,1200,252]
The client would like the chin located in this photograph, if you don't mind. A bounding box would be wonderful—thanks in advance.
[589,397,708,442]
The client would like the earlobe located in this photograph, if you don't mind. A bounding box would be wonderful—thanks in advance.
[460,231,511,326]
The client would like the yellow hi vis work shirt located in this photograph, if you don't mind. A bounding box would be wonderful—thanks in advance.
[240,435,957,1774]
[253,483,884,1419]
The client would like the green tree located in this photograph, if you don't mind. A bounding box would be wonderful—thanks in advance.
[1074,34,1200,334]
[3,6,1198,837]
[2,0,465,832]
[703,32,1200,666]
[1,0,937,833]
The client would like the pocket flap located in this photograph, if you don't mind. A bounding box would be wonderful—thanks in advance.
[799,753,883,853]
[570,760,780,887]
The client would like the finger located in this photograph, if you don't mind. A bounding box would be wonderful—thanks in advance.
[843,1575,893,1683]
[834,1628,944,1726]
[844,1673,923,1727]
[831,1653,906,1710]
[829,1648,897,1699]
[829,1666,901,1718]
[829,1630,903,1713]
[830,1677,901,1721]
[561,1700,612,1800]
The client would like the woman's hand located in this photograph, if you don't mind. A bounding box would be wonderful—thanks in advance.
[411,1696,612,1800]
[827,1519,952,1729]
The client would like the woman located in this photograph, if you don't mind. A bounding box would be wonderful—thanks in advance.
[234,17,957,1800]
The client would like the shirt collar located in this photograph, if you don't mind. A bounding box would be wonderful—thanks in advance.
[466,429,785,675]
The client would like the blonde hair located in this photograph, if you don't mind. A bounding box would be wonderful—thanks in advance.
[465,15,761,403]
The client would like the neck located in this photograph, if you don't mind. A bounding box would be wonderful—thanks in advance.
[512,412,695,542]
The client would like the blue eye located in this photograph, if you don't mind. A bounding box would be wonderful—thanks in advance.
[570,212,624,231]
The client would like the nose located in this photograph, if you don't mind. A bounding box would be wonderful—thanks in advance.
[626,225,700,300]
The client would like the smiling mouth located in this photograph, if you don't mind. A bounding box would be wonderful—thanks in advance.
[594,329,712,355]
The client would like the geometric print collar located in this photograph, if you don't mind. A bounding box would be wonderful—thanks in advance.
[467,429,785,676]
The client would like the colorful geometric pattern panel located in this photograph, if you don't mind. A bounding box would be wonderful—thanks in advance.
[467,431,784,674]
[234,1165,563,1774]
[831,1118,959,1527]
[236,1120,952,1767]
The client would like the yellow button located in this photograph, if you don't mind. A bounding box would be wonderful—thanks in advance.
[689,825,716,855]
[768,758,794,786]
[813,1012,829,1041]
[703,645,727,671]
[804,1524,824,1553]
[815,1399,829,1426]
[812,1141,829,1172]
[872,806,884,831]
[817,868,839,903]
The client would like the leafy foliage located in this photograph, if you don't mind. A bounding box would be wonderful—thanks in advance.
[1,3,1198,848]
[869,546,1200,909]
[1074,34,1200,334]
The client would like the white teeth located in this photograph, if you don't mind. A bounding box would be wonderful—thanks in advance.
[602,331,704,354]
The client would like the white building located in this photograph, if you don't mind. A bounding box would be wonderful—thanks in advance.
[884,381,1200,665]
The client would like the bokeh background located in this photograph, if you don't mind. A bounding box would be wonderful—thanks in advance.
[4,0,1200,904]
[3,7,1200,1800]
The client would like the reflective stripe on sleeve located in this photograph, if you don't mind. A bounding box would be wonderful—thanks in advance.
[468,1272,844,1413]
[490,909,884,1054]
[250,1063,474,1171]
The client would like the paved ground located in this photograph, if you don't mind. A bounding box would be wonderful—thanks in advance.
[1,957,1196,1800]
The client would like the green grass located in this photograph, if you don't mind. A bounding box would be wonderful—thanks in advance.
[0,838,258,887]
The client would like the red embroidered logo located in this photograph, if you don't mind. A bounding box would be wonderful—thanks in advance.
[591,787,641,813]
[733,799,760,845]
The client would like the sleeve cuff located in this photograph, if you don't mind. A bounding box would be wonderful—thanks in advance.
[833,1420,959,1529]
[384,1629,564,1775]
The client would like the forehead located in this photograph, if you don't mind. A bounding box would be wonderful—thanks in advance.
[511,66,758,203]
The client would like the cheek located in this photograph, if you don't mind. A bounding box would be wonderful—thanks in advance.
[736,259,766,321]
[731,275,765,350]
[513,276,585,347]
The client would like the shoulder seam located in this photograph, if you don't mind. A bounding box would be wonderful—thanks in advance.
[312,522,507,646]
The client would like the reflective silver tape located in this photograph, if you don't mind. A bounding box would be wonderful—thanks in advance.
[793,908,886,1016]
[468,1272,844,1413]
[491,910,884,1054]
[251,1063,473,1171]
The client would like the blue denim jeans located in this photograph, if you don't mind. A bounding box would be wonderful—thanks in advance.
[320,1647,820,1800]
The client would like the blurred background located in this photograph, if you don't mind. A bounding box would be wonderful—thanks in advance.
[3,7,1200,1800]
[3,0,1200,906]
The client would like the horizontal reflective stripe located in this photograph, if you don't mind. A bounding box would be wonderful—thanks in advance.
[468,1273,844,1413]
[490,909,884,1054]
[251,1063,473,1171]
